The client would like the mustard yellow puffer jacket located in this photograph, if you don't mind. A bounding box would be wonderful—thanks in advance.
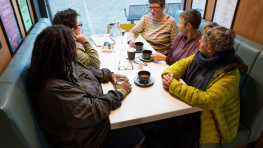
[162,53,247,144]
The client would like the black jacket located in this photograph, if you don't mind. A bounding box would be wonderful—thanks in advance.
[35,61,124,148]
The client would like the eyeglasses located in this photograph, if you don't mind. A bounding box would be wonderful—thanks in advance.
[75,22,82,28]
[118,60,134,70]
[147,6,162,11]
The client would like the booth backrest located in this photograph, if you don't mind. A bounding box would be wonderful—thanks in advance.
[0,18,51,148]
[174,10,263,146]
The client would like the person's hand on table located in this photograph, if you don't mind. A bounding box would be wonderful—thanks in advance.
[116,79,132,95]
[151,53,166,62]
[162,73,174,90]
[128,40,135,47]
[73,33,89,45]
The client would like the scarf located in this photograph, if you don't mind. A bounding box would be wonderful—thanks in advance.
[184,48,236,91]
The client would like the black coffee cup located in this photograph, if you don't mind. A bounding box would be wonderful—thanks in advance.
[138,71,150,84]
[142,50,152,60]
[135,42,144,51]
[127,48,136,60]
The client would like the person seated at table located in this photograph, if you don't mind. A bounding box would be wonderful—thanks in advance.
[53,8,101,69]
[161,23,248,147]
[28,25,144,148]
[151,9,202,65]
[127,0,178,55]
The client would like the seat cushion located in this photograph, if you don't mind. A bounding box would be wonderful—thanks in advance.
[200,123,250,148]
[37,18,52,26]
[236,41,262,92]
[234,34,248,51]
[0,83,49,148]
[24,34,38,44]
[198,19,210,32]
[240,52,263,143]
[16,42,34,54]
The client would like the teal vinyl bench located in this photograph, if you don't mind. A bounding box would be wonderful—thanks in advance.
[0,18,51,148]
[175,10,263,148]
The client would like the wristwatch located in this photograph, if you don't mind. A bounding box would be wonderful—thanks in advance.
[84,41,89,44]
[117,88,126,98]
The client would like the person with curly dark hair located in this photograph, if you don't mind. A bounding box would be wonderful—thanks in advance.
[53,8,101,68]
[29,25,144,148]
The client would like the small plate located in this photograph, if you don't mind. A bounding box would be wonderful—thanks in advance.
[101,48,113,52]
[101,45,114,52]
[135,47,144,53]
[134,76,154,87]
[139,55,153,62]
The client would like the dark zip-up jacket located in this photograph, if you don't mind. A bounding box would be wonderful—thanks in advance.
[35,61,123,148]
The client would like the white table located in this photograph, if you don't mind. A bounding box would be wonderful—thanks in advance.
[91,33,202,130]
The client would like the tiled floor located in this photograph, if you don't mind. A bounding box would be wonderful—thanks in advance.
[47,0,181,38]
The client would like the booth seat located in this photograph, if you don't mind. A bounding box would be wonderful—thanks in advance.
[175,10,263,148]
[0,18,50,148]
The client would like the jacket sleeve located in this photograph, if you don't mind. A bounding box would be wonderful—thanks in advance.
[47,83,123,128]
[162,54,195,79]
[168,68,240,110]
[78,61,113,83]
[77,42,101,69]
[127,15,145,42]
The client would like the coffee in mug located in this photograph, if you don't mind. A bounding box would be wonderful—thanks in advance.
[142,50,152,60]
[138,70,150,84]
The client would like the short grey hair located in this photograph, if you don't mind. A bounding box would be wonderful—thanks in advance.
[179,9,201,30]
[202,22,236,53]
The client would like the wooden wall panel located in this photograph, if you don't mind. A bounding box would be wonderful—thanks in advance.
[185,0,192,10]
[233,0,263,45]
[184,0,263,45]
[11,0,26,39]
[204,0,215,22]
[27,0,36,24]
[0,26,12,76]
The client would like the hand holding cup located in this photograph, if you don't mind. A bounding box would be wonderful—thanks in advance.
[151,53,166,62]
[128,40,135,47]
[116,79,132,95]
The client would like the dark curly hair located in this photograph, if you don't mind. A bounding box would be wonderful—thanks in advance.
[52,8,79,29]
[179,9,201,30]
[29,25,77,98]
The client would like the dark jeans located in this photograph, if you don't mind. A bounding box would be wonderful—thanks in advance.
[143,112,201,148]
[159,112,201,148]
[99,126,145,148]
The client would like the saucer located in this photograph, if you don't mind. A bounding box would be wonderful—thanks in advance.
[135,47,144,53]
[134,76,154,87]
[139,55,153,62]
